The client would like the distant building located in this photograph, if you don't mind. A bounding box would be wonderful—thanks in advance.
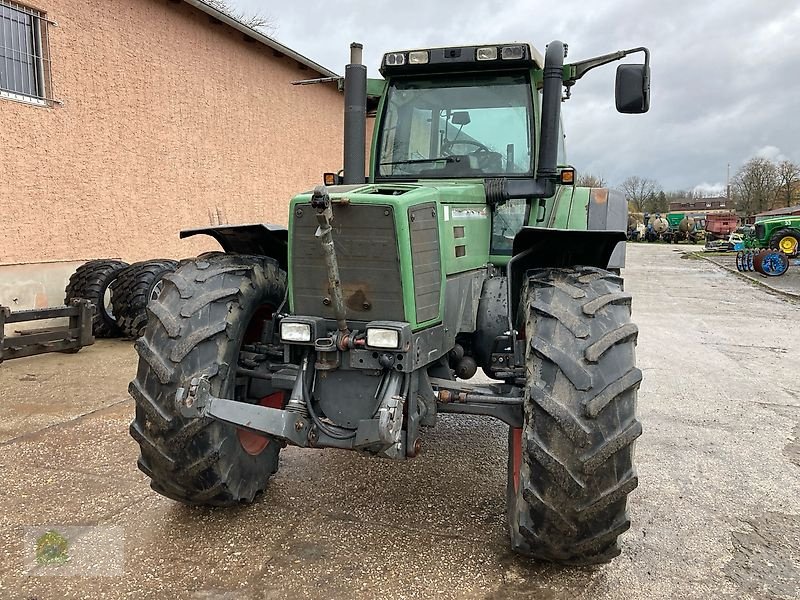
[755,204,800,219]
[668,197,731,212]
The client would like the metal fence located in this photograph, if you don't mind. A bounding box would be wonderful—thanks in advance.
[0,0,59,106]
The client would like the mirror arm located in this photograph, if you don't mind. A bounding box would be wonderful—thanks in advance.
[564,47,650,87]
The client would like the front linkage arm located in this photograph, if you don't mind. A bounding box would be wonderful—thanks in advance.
[177,377,312,447]
[175,364,408,455]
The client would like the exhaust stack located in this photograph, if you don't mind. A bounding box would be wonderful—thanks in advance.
[343,42,367,184]
[536,40,565,183]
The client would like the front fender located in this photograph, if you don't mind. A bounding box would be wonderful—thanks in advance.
[180,223,288,271]
[508,227,626,326]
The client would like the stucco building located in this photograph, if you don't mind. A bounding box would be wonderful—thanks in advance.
[0,0,345,269]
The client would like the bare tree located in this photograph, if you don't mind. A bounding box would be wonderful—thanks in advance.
[776,160,800,207]
[645,190,669,214]
[620,176,659,213]
[203,0,276,34]
[576,172,606,188]
[733,157,778,216]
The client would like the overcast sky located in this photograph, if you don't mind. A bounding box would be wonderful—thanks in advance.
[229,0,800,194]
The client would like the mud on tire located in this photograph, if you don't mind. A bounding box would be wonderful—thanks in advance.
[129,253,287,505]
[507,266,642,565]
[111,260,178,338]
[64,259,130,338]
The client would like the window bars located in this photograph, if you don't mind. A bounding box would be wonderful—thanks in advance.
[0,0,59,106]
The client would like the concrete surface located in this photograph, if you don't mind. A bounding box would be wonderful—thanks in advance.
[0,243,798,599]
[698,250,800,298]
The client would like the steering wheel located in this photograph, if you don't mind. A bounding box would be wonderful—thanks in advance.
[442,139,491,155]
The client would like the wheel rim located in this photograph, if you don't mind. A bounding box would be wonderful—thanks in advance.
[150,279,164,302]
[761,251,789,276]
[779,236,798,255]
[104,279,116,319]
[511,427,523,494]
[237,392,284,455]
[235,303,281,456]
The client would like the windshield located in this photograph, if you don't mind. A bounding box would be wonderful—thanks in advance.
[377,74,533,179]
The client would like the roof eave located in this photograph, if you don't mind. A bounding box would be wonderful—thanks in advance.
[182,0,339,79]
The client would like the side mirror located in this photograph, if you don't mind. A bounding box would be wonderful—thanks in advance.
[451,111,471,126]
[615,64,650,113]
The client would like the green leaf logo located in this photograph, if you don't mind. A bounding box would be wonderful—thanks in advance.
[35,530,69,566]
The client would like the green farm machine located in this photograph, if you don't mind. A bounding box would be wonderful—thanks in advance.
[754,216,800,256]
[130,40,650,564]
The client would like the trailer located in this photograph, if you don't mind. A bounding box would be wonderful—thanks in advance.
[705,213,738,241]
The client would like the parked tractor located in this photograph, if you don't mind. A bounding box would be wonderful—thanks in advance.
[753,216,800,257]
[129,40,650,565]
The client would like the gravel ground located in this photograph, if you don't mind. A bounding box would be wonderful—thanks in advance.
[0,242,798,599]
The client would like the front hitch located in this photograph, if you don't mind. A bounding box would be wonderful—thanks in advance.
[175,366,409,457]
[176,377,312,447]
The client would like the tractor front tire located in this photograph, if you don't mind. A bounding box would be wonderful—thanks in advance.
[507,266,642,564]
[129,254,286,505]
[111,259,178,338]
[768,228,800,257]
[64,259,130,338]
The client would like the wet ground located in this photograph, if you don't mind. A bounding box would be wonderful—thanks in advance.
[0,243,798,599]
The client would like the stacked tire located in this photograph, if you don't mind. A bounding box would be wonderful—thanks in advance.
[65,259,130,338]
[65,259,178,339]
[111,260,178,338]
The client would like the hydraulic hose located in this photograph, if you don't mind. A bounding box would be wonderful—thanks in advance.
[301,352,356,440]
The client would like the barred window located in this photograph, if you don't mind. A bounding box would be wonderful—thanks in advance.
[0,1,53,105]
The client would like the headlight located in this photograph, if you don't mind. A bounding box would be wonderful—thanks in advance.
[408,50,429,64]
[476,46,498,61]
[366,328,400,349]
[384,52,406,66]
[281,322,312,343]
[501,45,525,60]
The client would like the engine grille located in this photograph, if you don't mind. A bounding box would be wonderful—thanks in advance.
[408,203,441,323]
[291,203,404,321]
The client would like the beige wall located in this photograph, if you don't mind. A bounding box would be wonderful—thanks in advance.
[0,0,344,266]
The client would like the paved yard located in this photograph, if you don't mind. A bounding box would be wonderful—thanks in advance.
[0,243,798,599]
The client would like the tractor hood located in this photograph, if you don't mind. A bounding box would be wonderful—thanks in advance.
[287,181,490,329]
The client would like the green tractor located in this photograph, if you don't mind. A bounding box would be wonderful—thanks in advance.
[753,216,800,256]
[130,40,650,565]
